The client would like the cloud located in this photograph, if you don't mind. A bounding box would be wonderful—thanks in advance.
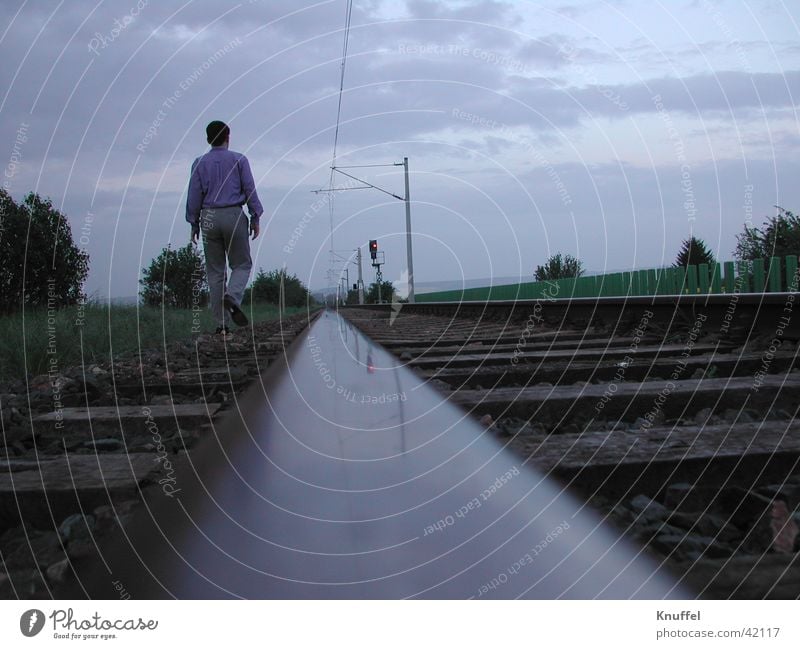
[517,33,614,69]
[405,0,518,24]
[506,69,800,126]
[1,0,798,296]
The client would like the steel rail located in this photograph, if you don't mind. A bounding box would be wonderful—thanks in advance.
[65,309,686,599]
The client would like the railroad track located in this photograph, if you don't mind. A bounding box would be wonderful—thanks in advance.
[48,304,682,599]
[3,293,798,599]
[341,294,800,598]
[0,310,317,598]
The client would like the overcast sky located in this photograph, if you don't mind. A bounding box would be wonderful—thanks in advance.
[2,0,798,298]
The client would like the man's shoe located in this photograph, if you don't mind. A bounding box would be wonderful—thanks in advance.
[223,295,248,326]
[214,326,234,341]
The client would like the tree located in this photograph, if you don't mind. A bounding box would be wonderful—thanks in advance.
[139,243,207,308]
[735,206,800,262]
[0,190,89,315]
[534,253,584,281]
[675,236,715,267]
[365,280,395,304]
[735,207,800,287]
[244,268,311,307]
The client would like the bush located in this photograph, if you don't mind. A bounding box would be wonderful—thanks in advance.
[534,253,584,281]
[0,190,89,315]
[244,268,311,307]
[365,280,396,304]
[139,243,207,309]
[345,288,360,305]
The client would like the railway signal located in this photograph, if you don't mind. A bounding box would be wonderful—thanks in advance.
[369,239,386,302]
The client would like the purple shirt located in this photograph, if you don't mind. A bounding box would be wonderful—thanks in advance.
[185,146,264,225]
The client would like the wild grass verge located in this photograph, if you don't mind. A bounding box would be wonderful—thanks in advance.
[0,301,306,382]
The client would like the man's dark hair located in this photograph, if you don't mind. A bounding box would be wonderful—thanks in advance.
[206,120,230,146]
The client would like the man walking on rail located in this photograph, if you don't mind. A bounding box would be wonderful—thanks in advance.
[186,120,263,338]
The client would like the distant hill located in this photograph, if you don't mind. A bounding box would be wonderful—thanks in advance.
[311,276,529,299]
[412,276,528,295]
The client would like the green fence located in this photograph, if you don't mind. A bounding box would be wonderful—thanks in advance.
[415,255,800,303]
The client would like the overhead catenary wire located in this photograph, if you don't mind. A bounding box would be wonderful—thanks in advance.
[330,0,353,177]
[333,168,404,201]
[333,163,402,169]
[327,0,354,291]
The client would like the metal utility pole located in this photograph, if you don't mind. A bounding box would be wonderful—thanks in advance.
[356,247,365,304]
[340,267,349,304]
[403,157,415,303]
[314,158,416,303]
[375,263,384,303]
[279,273,286,316]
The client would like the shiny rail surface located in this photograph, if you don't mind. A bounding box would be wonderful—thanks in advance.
[340,294,800,598]
[64,309,685,598]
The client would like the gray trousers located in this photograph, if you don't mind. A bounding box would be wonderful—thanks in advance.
[200,206,252,326]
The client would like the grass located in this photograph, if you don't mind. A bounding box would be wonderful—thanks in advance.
[0,301,308,383]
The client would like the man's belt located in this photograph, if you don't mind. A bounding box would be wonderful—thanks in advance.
[201,203,245,210]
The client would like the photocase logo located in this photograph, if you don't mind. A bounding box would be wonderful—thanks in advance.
[20,609,45,637]
[389,268,409,326]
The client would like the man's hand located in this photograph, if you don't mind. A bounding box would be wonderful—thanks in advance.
[191,225,200,245]
[250,220,260,240]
